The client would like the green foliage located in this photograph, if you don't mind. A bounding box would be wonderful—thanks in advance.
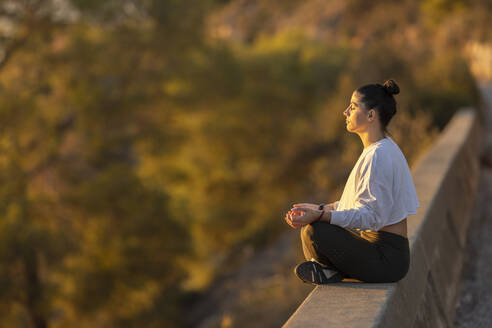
[420,0,468,24]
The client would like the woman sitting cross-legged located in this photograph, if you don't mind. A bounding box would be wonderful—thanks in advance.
[284,79,420,285]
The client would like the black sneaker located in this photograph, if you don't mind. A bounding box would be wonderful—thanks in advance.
[294,261,344,285]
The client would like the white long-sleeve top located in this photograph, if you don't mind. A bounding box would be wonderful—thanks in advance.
[330,136,420,231]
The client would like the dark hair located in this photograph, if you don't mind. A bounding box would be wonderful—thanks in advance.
[356,79,400,136]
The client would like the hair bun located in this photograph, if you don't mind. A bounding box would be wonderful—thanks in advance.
[382,79,400,95]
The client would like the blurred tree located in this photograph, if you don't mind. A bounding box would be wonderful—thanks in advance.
[136,30,351,290]
[0,0,209,326]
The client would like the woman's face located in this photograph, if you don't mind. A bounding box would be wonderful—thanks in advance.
[343,91,372,133]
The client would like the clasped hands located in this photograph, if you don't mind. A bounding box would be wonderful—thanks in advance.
[284,202,336,229]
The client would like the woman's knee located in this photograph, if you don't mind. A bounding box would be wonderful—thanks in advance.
[300,224,314,243]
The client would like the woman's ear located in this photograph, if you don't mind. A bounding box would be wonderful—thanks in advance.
[368,109,375,121]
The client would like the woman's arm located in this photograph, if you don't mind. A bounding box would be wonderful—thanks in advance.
[294,201,339,212]
[317,210,332,223]
[323,201,339,211]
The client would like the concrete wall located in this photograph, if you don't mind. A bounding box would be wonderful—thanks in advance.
[283,108,483,328]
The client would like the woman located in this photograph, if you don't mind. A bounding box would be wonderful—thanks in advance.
[284,79,419,284]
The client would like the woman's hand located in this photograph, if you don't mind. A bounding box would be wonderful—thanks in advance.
[292,203,319,210]
[284,206,322,229]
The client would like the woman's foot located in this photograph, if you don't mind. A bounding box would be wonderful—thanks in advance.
[294,261,344,285]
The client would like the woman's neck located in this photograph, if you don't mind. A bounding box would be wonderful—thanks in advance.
[359,129,386,149]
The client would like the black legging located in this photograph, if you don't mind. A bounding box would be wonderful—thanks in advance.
[300,221,410,283]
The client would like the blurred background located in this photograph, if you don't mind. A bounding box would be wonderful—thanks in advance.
[0,0,490,327]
